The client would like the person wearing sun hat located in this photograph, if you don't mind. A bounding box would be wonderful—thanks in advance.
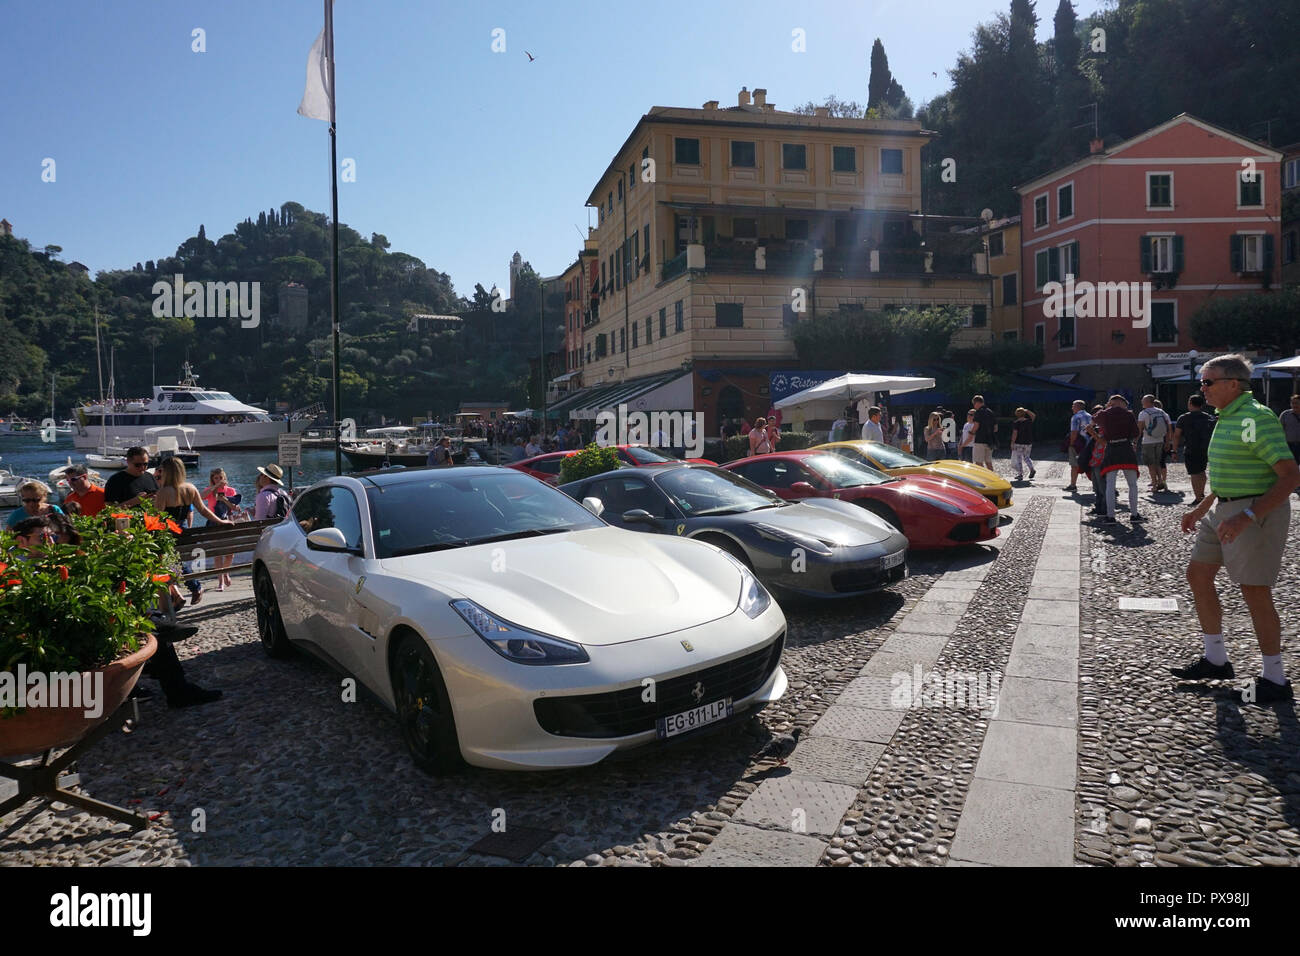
[252,463,292,520]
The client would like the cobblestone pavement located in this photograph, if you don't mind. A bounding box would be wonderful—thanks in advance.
[3,451,1297,866]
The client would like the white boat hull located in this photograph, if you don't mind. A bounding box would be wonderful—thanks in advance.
[73,418,311,451]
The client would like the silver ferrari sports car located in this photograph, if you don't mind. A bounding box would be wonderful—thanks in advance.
[252,466,787,773]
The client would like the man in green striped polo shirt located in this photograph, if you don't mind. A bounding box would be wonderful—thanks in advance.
[1176,354,1300,704]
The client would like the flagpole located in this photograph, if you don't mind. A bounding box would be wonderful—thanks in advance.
[325,0,342,476]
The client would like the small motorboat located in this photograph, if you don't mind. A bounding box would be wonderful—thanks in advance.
[0,458,37,508]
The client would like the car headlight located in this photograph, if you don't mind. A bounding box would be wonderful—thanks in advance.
[738,566,772,619]
[911,492,966,515]
[451,599,589,665]
[753,522,834,556]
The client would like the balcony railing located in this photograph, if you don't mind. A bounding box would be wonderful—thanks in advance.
[662,240,984,279]
[662,250,688,282]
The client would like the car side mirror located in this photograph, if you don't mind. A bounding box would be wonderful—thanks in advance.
[621,508,655,525]
[306,527,355,553]
[582,496,605,517]
[789,481,817,497]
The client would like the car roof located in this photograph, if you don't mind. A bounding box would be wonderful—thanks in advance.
[557,460,703,491]
[340,464,512,487]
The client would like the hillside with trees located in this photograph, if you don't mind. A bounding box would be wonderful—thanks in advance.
[0,204,559,422]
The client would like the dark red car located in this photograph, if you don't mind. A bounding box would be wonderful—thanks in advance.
[507,445,714,486]
[724,451,999,549]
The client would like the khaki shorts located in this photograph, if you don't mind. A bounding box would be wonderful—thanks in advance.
[1190,497,1290,586]
[1068,445,1080,468]
[1140,442,1163,467]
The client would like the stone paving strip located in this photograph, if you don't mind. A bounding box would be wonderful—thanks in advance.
[695,495,1052,867]
[948,499,1079,867]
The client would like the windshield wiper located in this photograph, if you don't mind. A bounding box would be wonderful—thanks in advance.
[389,542,466,556]
[463,527,572,546]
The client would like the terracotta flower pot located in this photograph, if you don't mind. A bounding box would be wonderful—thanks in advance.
[0,634,157,758]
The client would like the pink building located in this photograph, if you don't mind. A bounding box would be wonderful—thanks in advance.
[1016,114,1283,394]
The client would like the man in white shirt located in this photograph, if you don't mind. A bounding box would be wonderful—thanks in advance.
[861,406,885,443]
[525,436,542,458]
[1136,394,1169,492]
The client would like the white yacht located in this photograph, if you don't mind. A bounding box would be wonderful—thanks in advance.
[72,364,312,451]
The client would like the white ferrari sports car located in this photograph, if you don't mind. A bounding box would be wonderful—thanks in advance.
[252,466,787,773]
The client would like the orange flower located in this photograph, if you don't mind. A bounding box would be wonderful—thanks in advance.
[165,519,182,534]
[0,563,7,574]
[118,581,127,593]
[143,515,165,532]
[151,574,171,583]
[57,566,69,581]
[111,512,131,520]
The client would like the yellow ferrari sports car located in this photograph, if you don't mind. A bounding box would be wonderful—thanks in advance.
[811,440,1014,509]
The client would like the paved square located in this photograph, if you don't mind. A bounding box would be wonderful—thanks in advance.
[809,704,906,743]
[784,737,886,788]
[974,721,1077,790]
[732,776,860,837]
[949,778,1074,867]
[693,824,828,867]
[995,675,1078,728]
[835,675,900,709]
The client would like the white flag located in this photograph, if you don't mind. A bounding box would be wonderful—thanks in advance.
[297,5,333,121]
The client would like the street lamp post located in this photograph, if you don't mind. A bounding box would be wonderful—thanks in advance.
[1189,349,1199,401]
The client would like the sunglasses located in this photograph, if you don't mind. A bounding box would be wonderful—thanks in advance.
[129,460,149,467]
[1200,378,1248,388]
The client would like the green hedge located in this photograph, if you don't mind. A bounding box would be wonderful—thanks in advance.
[557,443,621,485]
[721,430,817,462]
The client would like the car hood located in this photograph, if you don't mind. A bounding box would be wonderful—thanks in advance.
[881,475,999,513]
[748,498,899,546]
[922,461,1011,491]
[377,527,743,646]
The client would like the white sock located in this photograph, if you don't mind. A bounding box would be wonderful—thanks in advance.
[1261,654,1286,685]
[1203,634,1228,666]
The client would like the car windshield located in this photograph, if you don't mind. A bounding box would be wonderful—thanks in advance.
[624,445,676,464]
[367,471,605,558]
[655,466,785,516]
[804,454,896,488]
[860,444,929,468]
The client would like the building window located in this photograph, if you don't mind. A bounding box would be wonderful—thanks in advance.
[1002,273,1018,305]
[643,224,650,271]
[733,217,758,239]
[834,218,858,247]
[1003,330,1018,342]
[674,300,684,332]
[608,191,613,214]
[1284,158,1299,190]
[716,303,743,327]
[786,219,810,240]
[646,315,652,344]
[1035,247,1060,289]
[834,146,858,172]
[615,249,621,290]
[596,334,606,358]
[988,232,1004,257]
[731,141,756,167]
[782,144,807,170]
[1284,230,1298,266]
[1034,194,1048,228]
[598,205,604,224]
[1150,302,1177,344]
[630,232,639,277]
[1238,170,1263,207]
[1148,172,1173,208]
[1034,322,1045,346]
[587,342,592,363]
[782,304,797,331]
[1232,233,1273,272]
[1141,235,1181,273]
[1057,182,1074,221]
[619,328,625,352]
[1058,312,1075,349]
[600,261,606,292]
[659,307,667,338]
[618,178,623,201]
[880,148,902,174]
[675,137,701,165]
[1059,240,1080,279]
[629,162,636,191]
[632,323,638,348]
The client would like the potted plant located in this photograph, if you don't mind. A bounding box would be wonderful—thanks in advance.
[557,442,622,486]
[0,509,178,757]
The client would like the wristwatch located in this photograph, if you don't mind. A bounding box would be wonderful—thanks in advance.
[1243,508,1259,524]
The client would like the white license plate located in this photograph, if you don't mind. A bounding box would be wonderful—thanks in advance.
[882,550,905,569]
[657,697,733,739]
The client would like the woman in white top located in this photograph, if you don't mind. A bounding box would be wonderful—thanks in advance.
[923,412,946,461]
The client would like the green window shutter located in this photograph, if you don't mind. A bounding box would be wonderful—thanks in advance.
[1140,236,1152,273]
[1048,247,1061,282]
[1230,235,1243,272]
[1071,241,1081,279]
[1173,235,1185,272]
[1264,234,1275,270]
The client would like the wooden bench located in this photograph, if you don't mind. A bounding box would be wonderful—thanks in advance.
[174,517,282,582]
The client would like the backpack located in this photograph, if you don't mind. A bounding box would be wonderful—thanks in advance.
[270,489,291,520]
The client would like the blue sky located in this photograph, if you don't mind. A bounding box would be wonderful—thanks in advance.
[1,0,1108,298]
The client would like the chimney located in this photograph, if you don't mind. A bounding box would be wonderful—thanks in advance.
[702,100,719,111]
[814,106,830,117]
[738,86,750,107]
[753,88,766,107]
[1089,138,1105,154]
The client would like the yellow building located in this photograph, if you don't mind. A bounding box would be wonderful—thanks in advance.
[553,87,991,432]
[983,216,1022,341]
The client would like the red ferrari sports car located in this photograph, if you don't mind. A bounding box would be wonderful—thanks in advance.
[507,444,714,485]
[723,451,999,549]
